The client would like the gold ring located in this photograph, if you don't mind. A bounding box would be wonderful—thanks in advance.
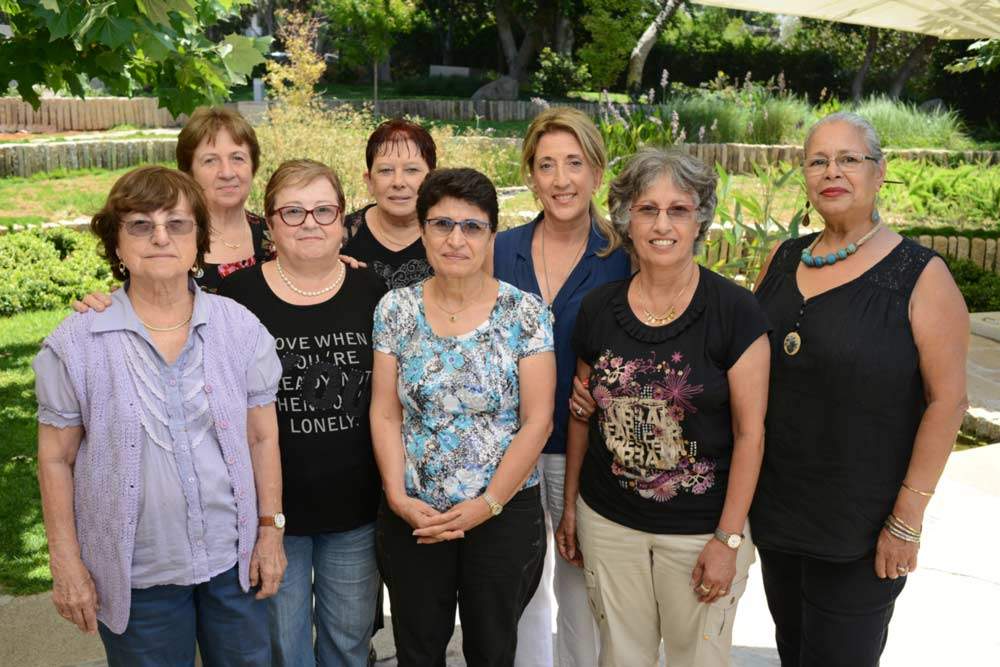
[896,566,909,575]
[697,584,711,594]
[575,406,584,416]
[718,589,728,595]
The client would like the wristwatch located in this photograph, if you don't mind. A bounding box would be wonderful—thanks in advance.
[259,512,286,529]
[482,492,503,517]
[714,527,743,550]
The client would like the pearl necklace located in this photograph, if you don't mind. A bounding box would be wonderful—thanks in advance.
[636,263,696,326]
[275,257,345,297]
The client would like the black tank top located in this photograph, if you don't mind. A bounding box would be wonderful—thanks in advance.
[751,234,937,561]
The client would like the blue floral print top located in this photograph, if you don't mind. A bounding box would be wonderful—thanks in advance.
[373,280,555,511]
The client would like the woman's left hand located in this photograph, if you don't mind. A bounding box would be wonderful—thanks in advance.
[568,376,596,423]
[411,496,493,544]
[339,254,367,269]
[250,528,287,599]
[691,538,737,604]
[875,527,919,580]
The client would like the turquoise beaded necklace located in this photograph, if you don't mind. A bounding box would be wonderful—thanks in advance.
[800,221,883,267]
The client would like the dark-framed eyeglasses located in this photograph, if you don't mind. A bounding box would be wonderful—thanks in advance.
[424,217,491,239]
[272,205,342,226]
[804,152,880,174]
[122,218,195,237]
[628,204,697,225]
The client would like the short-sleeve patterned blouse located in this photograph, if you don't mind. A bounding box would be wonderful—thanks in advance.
[373,280,555,511]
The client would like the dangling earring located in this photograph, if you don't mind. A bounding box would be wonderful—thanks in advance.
[118,261,128,275]
[871,193,881,224]
[191,264,204,279]
[802,200,811,227]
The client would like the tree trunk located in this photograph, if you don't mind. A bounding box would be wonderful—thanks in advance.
[554,13,574,55]
[373,58,379,116]
[889,36,938,99]
[626,0,683,97]
[494,0,542,82]
[851,27,879,102]
[379,53,392,83]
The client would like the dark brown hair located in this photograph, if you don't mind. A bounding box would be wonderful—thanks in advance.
[417,168,498,232]
[365,118,437,171]
[91,166,211,281]
[176,106,261,175]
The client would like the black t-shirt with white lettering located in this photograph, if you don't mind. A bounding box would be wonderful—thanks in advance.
[219,262,387,535]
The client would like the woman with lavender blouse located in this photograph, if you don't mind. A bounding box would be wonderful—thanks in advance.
[34,166,286,667]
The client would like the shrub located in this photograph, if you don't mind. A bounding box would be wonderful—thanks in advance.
[854,96,973,150]
[945,258,1000,312]
[531,48,592,100]
[0,228,114,316]
[881,161,1000,224]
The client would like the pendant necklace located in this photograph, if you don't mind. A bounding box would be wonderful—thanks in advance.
[433,276,485,322]
[276,257,345,297]
[540,221,588,323]
[636,263,696,326]
[785,222,883,356]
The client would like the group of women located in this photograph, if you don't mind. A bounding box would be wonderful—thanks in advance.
[34,103,968,667]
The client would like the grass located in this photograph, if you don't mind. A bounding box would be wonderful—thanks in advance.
[854,97,975,151]
[429,119,529,138]
[0,308,68,594]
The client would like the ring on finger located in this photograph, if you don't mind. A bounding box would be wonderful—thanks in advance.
[575,406,584,416]
[697,583,711,594]
[896,565,909,575]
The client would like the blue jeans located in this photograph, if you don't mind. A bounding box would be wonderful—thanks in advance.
[270,523,380,667]
[98,564,269,667]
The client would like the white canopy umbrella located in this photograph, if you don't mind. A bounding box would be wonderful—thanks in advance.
[692,0,1000,39]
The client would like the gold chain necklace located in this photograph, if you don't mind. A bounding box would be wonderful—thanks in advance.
[540,221,588,306]
[636,263,697,326]
[137,311,193,333]
[210,226,243,250]
[374,208,415,249]
[433,276,485,322]
[275,257,345,297]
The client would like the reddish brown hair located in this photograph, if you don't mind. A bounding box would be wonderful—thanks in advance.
[91,166,211,281]
[176,106,261,175]
[364,118,437,171]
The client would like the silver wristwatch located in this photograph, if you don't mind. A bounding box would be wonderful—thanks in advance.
[713,527,743,550]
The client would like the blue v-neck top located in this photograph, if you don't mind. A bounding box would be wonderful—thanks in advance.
[493,213,631,454]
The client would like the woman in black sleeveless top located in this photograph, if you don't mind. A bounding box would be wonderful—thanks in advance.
[753,112,968,667]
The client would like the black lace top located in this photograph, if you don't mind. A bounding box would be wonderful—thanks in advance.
[751,234,937,561]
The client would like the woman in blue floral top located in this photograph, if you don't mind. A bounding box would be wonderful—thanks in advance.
[371,168,556,666]
[557,149,771,667]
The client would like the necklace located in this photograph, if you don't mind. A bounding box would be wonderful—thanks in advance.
[275,257,345,297]
[137,311,193,333]
[540,221,589,309]
[210,226,244,250]
[635,263,697,325]
[432,276,486,322]
[800,221,883,267]
[373,208,416,249]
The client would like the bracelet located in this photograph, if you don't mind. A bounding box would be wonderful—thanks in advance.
[883,521,921,544]
[884,515,921,544]
[888,513,922,535]
[901,482,934,498]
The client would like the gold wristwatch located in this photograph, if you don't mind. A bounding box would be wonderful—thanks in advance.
[482,492,503,517]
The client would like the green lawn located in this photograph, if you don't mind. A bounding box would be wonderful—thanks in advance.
[0,308,68,594]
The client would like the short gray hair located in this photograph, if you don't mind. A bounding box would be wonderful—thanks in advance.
[607,148,717,257]
[805,111,884,161]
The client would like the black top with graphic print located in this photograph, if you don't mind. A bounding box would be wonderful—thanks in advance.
[343,204,433,289]
[572,268,770,535]
[218,263,387,535]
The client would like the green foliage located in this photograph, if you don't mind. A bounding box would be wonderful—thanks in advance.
[394,75,493,98]
[881,161,1000,224]
[319,0,416,70]
[945,258,1000,312]
[0,228,115,316]
[946,39,1000,73]
[898,225,1000,240]
[0,307,70,594]
[854,97,973,150]
[0,0,271,115]
[265,11,326,108]
[531,47,592,100]
[578,0,644,88]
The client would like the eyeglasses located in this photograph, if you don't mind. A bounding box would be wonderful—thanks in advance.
[804,152,880,174]
[122,218,195,237]
[628,204,698,225]
[424,217,491,239]
[272,205,341,226]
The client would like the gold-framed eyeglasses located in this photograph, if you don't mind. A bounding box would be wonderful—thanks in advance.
[628,204,698,225]
[273,205,341,226]
[424,217,491,239]
[122,218,195,237]
[804,152,880,174]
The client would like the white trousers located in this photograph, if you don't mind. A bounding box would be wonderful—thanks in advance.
[514,454,601,667]
[576,498,755,667]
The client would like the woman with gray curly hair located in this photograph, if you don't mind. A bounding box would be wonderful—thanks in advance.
[556,148,771,666]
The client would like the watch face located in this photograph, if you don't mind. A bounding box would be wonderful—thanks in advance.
[274,513,286,529]
[727,535,741,549]
[491,504,502,516]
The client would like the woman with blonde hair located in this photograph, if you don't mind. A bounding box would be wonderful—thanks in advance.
[493,106,630,666]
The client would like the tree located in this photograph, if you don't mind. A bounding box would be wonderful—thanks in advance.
[888,35,938,99]
[417,0,491,66]
[579,0,645,89]
[851,27,879,101]
[265,10,325,107]
[625,0,683,96]
[320,0,416,108]
[946,38,999,73]
[492,0,575,82]
[0,0,271,115]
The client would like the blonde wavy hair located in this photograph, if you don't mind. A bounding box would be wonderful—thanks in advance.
[521,107,614,255]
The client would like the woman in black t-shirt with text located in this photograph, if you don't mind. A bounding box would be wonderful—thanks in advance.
[219,160,386,667]
[556,149,770,667]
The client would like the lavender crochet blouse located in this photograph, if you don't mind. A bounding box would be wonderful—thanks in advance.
[33,283,280,633]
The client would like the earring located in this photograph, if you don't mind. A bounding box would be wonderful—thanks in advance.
[191,264,204,279]
[871,208,881,224]
[802,200,811,227]
[118,261,128,275]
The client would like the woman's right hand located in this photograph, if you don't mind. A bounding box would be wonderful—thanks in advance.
[556,509,583,567]
[389,495,463,543]
[70,290,114,314]
[50,554,100,634]
[568,376,596,423]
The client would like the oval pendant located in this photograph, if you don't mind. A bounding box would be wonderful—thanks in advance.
[783,331,801,356]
